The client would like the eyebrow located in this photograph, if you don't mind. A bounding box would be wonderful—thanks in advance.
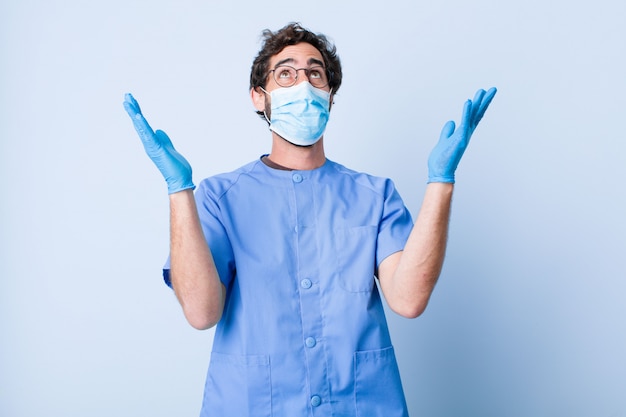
[274,57,325,68]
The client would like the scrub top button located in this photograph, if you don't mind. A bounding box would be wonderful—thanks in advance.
[292,173,303,183]
[310,395,322,407]
[305,337,316,348]
[300,278,312,289]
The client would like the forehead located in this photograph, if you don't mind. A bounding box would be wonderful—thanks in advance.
[269,42,324,68]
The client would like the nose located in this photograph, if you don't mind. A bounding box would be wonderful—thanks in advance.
[294,68,313,85]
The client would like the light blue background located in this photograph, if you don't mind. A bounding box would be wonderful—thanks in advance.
[1,1,625,416]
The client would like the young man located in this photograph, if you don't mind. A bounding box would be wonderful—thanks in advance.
[124,23,496,417]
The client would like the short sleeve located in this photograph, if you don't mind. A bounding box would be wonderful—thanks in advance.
[375,179,413,267]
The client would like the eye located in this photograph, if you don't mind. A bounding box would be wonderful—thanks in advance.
[308,68,323,79]
[276,67,295,79]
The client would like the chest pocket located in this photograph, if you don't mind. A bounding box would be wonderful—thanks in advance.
[335,225,378,292]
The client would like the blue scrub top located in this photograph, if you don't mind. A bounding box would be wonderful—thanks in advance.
[164,157,414,417]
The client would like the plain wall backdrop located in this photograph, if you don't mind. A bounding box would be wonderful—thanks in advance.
[1,0,625,416]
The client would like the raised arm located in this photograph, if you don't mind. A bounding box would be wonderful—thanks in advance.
[123,93,224,329]
[378,87,497,318]
[169,190,225,330]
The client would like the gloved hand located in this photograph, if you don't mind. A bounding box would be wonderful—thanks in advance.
[123,93,195,194]
[427,87,497,183]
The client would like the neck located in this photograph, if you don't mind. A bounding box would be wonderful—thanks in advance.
[268,133,326,170]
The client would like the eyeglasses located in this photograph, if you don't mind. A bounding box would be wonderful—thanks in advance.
[268,65,330,88]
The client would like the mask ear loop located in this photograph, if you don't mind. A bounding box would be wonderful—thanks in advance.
[328,88,334,111]
[259,86,272,126]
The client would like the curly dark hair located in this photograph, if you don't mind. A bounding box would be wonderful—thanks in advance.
[249,23,342,116]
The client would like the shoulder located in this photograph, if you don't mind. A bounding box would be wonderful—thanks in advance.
[325,159,399,197]
[196,159,264,200]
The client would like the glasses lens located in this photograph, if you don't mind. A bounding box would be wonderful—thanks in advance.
[273,66,297,87]
[306,66,328,88]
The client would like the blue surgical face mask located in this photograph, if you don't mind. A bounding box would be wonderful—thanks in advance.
[263,82,331,146]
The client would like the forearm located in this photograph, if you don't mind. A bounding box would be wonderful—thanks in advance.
[169,190,224,330]
[379,87,495,318]
[380,183,453,318]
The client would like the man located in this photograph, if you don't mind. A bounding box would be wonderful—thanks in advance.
[124,22,496,417]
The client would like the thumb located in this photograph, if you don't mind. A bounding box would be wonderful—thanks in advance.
[155,129,174,150]
[439,120,456,140]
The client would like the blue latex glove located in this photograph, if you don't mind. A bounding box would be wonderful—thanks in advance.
[427,87,497,183]
[123,93,195,194]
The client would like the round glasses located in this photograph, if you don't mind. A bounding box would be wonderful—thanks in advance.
[268,65,330,89]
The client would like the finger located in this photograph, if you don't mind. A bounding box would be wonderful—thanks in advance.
[473,87,497,125]
[129,111,155,140]
[123,94,156,139]
[123,93,142,116]
[472,88,486,102]
[439,120,456,140]
[123,100,138,118]
[470,89,486,122]
[458,99,472,131]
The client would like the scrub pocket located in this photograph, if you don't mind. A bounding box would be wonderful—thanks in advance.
[201,352,272,417]
[335,225,377,292]
[354,346,409,417]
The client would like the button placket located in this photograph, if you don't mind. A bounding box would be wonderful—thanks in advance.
[292,171,329,412]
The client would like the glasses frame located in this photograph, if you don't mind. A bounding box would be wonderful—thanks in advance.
[267,65,331,89]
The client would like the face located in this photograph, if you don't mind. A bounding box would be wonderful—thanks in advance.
[252,42,332,115]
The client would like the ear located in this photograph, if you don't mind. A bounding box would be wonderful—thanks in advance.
[250,87,266,112]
